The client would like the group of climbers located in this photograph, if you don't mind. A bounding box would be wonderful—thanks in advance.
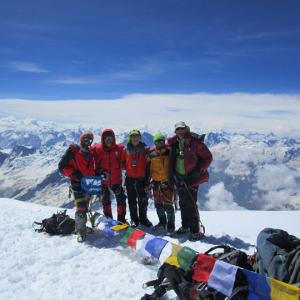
[58,122,213,243]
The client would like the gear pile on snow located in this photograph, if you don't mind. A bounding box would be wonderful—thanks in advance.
[33,210,75,235]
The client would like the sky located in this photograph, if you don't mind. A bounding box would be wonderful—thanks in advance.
[1,0,300,99]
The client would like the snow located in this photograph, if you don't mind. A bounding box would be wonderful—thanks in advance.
[1,198,300,300]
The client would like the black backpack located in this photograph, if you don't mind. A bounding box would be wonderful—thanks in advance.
[33,210,75,235]
[255,228,300,285]
[204,245,253,270]
[141,245,250,300]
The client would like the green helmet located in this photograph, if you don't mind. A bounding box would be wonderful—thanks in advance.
[128,129,141,142]
[153,132,165,143]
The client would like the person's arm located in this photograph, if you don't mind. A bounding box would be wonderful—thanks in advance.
[58,147,75,178]
[196,142,213,170]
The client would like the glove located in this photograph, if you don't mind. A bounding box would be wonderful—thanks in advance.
[72,170,83,181]
[160,181,169,189]
[95,169,107,179]
[173,174,185,187]
[186,169,204,185]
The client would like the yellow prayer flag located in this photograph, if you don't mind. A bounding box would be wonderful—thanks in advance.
[269,277,300,300]
[164,243,183,267]
[111,223,129,231]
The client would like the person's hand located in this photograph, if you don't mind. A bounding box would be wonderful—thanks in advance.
[72,170,83,181]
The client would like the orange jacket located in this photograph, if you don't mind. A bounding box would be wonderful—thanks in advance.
[149,147,170,182]
[123,142,148,178]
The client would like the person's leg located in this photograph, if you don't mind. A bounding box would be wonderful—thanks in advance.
[165,204,175,231]
[125,177,139,225]
[152,183,167,226]
[181,186,200,234]
[111,184,127,223]
[73,193,91,240]
[102,186,113,219]
[160,186,175,231]
[177,187,191,231]
[136,179,152,227]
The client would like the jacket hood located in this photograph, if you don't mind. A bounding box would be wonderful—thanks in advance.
[101,129,116,146]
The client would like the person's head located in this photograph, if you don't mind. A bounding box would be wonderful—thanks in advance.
[153,132,166,150]
[101,129,115,148]
[128,129,141,146]
[174,121,188,139]
[80,131,94,150]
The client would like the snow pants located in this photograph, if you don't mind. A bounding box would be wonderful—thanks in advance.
[125,176,149,225]
[177,184,200,234]
[102,183,127,223]
[152,181,175,231]
[72,187,92,236]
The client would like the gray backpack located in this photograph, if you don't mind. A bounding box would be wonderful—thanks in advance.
[255,228,300,285]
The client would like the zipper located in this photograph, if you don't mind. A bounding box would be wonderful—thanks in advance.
[108,150,112,186]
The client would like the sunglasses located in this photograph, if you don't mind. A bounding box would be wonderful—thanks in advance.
[175,127,186,131]
[154,139,165,145]
[82,137,93,144]
[104,136,114,142]
[130,134,141,139]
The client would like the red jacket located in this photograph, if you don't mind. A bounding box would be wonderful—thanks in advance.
[123,142,148,179]
[167,132,213,186]
[92,129,124,186]
[58,144,95,183]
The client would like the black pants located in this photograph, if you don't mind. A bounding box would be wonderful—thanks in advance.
[177,185,200,233]
[155,203,175,231]
[125,177,149,225]
[102,184,127,222]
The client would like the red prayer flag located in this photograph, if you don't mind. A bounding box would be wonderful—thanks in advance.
[192,254,216,283]
[127,229,145,249]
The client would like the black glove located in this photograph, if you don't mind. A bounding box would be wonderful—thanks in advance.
[186,169,204,185]
[167,177,174,189]
[95,169,107,179]
[72,170,83,181]
[173,174,185,188]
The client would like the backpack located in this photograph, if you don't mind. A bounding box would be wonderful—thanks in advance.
[33,210,75,235]
[190,133,206,143]
[255,228,300,285]
[204,245,253,270]
[141,245,250,300]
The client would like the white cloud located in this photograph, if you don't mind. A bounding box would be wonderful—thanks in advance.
[205,182,245,210]
[0,93,300,134]
[254,164,300,209]
[53,61,165,85]
[255,164,298,191]
[235,28,300,41]
[53,78,97,85]
[9,62,49,73]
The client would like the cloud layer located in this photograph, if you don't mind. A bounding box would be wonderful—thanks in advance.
[205,182,245,210]
[0,93,300,134]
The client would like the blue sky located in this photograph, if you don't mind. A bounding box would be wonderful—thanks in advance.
[1,0,300,99]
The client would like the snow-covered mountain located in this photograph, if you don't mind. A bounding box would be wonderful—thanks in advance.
[1,198,300,300]
[0,117,299,210]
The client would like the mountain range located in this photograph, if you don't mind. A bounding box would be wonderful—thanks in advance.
[0,117,299,210]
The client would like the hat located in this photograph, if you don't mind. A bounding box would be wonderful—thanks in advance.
[128,129,141,142]
[80,130,94,143]
[175,121,187,130]
[129,129,141,137]
[153,132,165,143]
